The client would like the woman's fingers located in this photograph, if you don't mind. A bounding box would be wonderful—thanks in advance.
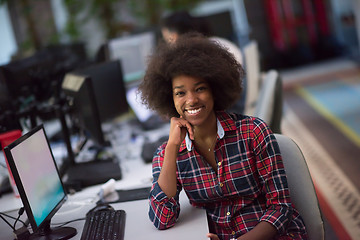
[206,233,220,240]
[169,117,194,144]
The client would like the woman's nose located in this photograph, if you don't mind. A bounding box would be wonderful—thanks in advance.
[186,92,199,105]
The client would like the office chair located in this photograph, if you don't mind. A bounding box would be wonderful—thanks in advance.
[254,70,283,133]
[274,134,325,240]
[243,40,261,116]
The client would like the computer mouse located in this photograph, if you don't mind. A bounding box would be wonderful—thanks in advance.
[89,204,114,213]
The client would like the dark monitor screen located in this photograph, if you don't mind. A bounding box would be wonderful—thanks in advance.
[62,74,106,147]
[4,125,76,239]
[0,54,48,100]
[71,60,129,123]
[0,43,88,102]
[198,11,237,43]
[0,77,22,134]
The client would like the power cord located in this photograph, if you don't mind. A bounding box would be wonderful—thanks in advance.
[51,217,86,228]
[0,209,27,227]
[13,207,25,230]
[0,212,14,231]
[0,207,30,240]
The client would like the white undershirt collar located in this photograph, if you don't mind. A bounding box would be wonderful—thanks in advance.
[185,118,224,151]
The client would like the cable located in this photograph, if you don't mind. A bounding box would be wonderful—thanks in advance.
[0,211,27,227]
[51,217,86,228]
[13,207,25,229]
[1,209,30,240]
[0,212,15,231]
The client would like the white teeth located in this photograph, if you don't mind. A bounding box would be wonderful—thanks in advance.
[187,108,201,114]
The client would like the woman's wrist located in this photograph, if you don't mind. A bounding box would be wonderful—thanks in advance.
[165,142,180,153]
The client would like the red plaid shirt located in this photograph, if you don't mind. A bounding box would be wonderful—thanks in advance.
[149,111,307,240]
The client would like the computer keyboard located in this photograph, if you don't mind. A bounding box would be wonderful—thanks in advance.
[80,209,126,240]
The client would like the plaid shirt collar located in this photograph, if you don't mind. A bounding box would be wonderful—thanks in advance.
[181,111,236,152]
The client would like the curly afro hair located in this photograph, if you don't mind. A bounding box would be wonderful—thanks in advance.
[138,33,245,119]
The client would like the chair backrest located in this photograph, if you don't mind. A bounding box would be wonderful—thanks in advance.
[254,70,283,133]
[243,40,260,115]
[274,134,325,240]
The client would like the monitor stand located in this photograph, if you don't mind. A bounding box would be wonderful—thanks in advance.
[55,105,122,192]
[28,220,77,240]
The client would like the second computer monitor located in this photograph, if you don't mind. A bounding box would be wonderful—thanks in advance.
[71,60,129,123]
[62,73,106,147]
[107,31,156,83]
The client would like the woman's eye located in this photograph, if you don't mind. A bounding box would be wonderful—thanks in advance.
[175,91,185,96]
[196,86,206,92]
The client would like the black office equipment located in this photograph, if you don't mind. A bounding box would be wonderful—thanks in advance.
[0,177,11,196]
[81,209,126,240]
[71,60,129,123]
[141,136,168,163]
[0,53,52,101]
[115,187,151,203]
[0,82,22,134]
[100,186,151,204]
[0,43,88,103]
[62,74,107,147]
[4,125,77,240]
[60,74,122,190]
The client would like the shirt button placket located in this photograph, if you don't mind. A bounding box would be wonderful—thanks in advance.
[218,162,223,189]
[230,231,236,240]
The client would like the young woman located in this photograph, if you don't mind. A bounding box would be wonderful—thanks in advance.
[138,33,307,240]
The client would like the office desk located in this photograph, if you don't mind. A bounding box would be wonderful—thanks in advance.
[0,121,209,239]
[0,185,208,240]
[1,145,209,240]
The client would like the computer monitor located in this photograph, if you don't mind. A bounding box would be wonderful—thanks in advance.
[107,31,156,83]
[62,73,106,147]
[0,79,22,134]
[4,125,77,240]
[0,43,87,102]
[71,60,129,123]
[0,54,46,100]
[60,73,122,189]
[125,86,165,130]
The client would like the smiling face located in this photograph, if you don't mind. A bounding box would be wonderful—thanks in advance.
[172,75,215,127]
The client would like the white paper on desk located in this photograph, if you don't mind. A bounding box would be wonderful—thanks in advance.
[126,87,154,122]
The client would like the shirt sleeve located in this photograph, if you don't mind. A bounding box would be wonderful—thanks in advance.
[148,144,182,230]
[251,118,293,234]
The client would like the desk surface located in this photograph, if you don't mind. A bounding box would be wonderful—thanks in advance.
[0,187,208,240]
[0,121,209,240]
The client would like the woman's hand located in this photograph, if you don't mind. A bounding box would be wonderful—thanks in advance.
[167,117,194,148]
[157,117,194,198]
[207,233,220,240]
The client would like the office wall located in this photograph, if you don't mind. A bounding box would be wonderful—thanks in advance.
[0,4,17,65]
